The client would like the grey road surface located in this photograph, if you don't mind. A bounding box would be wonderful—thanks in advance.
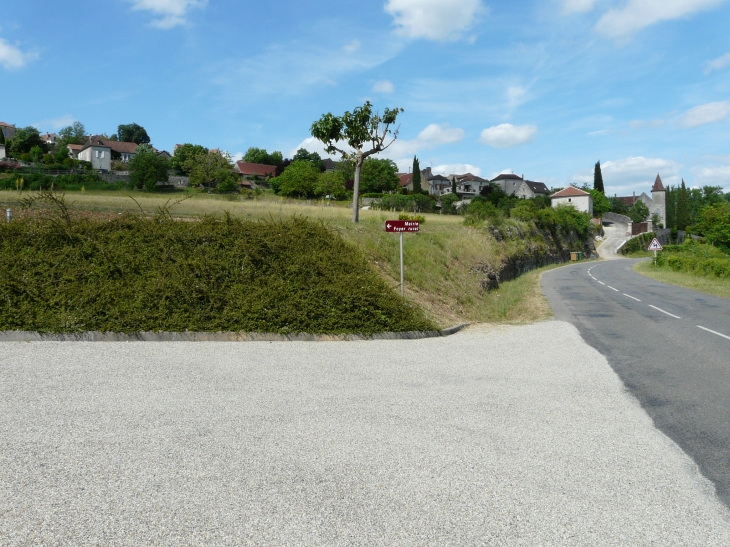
[2,323,730,546]
[543,259,730,508]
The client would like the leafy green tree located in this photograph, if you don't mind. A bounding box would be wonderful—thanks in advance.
[695,202,730,252]
[412,156,422,194]
[441,193,459,214]
[628,199,650,223]
[359,158,399,194]
[189,150,236,193]
[29,146,44,164]
[243,147,283,166]
[593,161,605,193]
[8,127,43,157]
[117,123,150,144]
[57,122,87,146]
[170,143,208,175]
[676,179,690,230]
[273,160,321,198]
[589,189,611,218]
[292,148,324,171]
[130,147,169,192]
[315,170,348,200]
[310,101,404,222]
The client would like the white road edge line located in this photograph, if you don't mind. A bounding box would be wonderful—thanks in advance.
[623,293,641,302]
[608,286,619,292]
[697,326,730,341]
[649,305,681,319]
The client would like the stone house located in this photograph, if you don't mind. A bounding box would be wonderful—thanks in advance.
[551,186,593,214]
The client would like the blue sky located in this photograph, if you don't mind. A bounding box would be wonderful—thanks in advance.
[2,0,729,195]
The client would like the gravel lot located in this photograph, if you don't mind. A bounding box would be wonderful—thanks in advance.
[2,321,729,546]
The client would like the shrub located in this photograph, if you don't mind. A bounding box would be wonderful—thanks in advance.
[0,214,436,334]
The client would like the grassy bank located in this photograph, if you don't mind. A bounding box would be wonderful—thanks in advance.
[0,190,570,328]
[0,212,435,334]
[633,261,730,300]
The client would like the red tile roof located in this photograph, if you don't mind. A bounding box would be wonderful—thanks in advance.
[0,122,14,128]
[398,173,412,187]
[82,136,138,154]
[236,161,276,177]
[551,186,591,198]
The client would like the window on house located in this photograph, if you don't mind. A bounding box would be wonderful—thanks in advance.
[568,198,572,202]
[101,151,105,159]
[95,151,99,158]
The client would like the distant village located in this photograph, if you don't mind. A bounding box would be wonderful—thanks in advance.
[0,120,667,225]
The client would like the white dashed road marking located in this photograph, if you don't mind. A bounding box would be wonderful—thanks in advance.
[697,326,730,341]
[598,281,605,285]
[608,286,619,292]
[649,305,681,319]
[624,294,641,302]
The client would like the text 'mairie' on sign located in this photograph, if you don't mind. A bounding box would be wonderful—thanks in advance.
[385,220,420,233]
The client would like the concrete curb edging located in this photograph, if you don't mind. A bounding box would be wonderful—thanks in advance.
[0,324,470,342]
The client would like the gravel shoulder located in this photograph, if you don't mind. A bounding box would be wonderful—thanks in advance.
[2,321,729,546]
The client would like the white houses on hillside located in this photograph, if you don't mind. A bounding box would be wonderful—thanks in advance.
[550,186,593,214]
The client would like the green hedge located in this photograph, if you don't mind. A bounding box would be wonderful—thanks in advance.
[656,241,730,279]
[0,214,435,334]
[0,172,126,191]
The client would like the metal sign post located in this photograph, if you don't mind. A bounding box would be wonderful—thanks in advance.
[385,220,420,296]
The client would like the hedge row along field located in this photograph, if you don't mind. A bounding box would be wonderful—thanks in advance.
[656,241,730,279]
[0,209,436,334]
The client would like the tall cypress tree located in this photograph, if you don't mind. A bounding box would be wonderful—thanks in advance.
[665,186,676,230]
[412,155,422,194]
[451,178,457,195]
[593,161,605,193]
[0,127,5,145]
[676,180,690,231]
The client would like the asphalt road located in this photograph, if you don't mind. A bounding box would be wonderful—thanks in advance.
[597,220,631,260]
[3,323,730,545]
[542,258,730,507]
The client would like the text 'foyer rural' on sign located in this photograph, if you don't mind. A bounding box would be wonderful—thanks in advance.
[385,220,420,233]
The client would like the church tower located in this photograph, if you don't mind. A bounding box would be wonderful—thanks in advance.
[651,174,666,228]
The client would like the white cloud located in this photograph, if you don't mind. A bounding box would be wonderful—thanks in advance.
[432,164,482,176]
[677,101,730,128]
[384,0,486,41]
[705,52,730,74]
[573,156,681,193]
[372,80,395,94]
[480,124,537,148]
[343,40,361,53]
[595,0,725,39]
[691,165,730,189]
[629,118,665,129]
[0,38,37,70]
[127,0,207,28]
[561,0,598,14]
[231,152,244,162]
[387,123,465,157]
[288,137,334,160]
[506,86,528,108]
[33,115,76,130]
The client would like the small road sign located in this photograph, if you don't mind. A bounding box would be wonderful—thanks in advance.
[385,220,420,232]
[647,238,663,251]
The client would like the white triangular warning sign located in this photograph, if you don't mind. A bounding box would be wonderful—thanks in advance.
[647,238,663,251]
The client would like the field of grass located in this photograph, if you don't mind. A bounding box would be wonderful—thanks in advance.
[634,259,730,300]
[0,189,560,328]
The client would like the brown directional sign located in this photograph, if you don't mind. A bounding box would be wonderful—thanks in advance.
[385,220,420,232]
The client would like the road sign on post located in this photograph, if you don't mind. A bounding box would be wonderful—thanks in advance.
[385,220,420,295]
[385,220,420,233]
[647,238,663,265]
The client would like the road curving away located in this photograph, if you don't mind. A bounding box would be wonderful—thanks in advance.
[2,321,729,545]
